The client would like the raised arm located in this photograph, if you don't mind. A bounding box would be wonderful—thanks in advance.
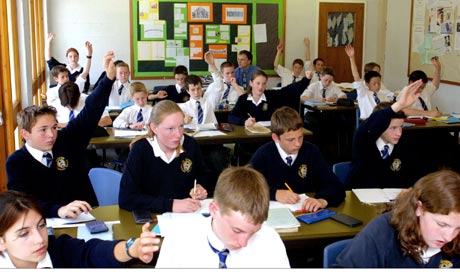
[79,41,93,80]
[431,56,441,90]
[304,37,311,62]
[273,40,284,69]
[344,45,361,82]
[204,51,218,74]
[45,33,55,61]
[392,80,423,113]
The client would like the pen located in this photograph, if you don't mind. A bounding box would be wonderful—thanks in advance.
[284,182,294,193]
[247,113,253,119]
[436,106,439,111]
[194,179,197,197]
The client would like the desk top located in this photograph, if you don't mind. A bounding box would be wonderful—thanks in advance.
[403,119,460,132]
[89,126,313,149]
[54,191,381,247]
[301,102,358,112]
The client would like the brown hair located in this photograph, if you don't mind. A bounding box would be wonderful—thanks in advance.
[246,70,268,95]
[51,65,68,78]
[173,65,188,76]
[214,166,269,224]
[390,170,460,263]
[116,62,130,71]
[292,59,304,67]
[364,62,381,74]
[184,75,202,91]
[320,67,335,78]
[18,105,57,132]
[59,82,81,109]
[129,82,148,97]
[271,106,303,137]
[372,102,406,119]
[65,47,79,57]
[220,61,235,72]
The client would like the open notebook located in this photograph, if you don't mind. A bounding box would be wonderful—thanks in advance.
[352,188,403,204]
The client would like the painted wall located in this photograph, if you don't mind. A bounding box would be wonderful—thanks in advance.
[45,0,460,112]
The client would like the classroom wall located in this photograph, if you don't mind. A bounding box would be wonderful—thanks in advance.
[44,0,460,112]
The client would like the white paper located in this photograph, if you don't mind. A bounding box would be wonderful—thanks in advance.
[192,130,227,137]
[156,213,204,237]
[184,123,217,130]
[253,24,267,43]
[46,212,96,228]
[76,221,120,241]
[256,121,271,127]
[269,194,309,212]
[352,188,402,204]
[114,129,148,137]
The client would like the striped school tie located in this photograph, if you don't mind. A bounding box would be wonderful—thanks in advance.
[69,110,75,121]
[322,88,326,99]
[381,145,389,159]
[242,71,247,90]
[118,84,124,96]
[373,93,381,104]
[286,156,293,166]
[137,109,143,123]
[196,101,204,124]
[222,83,231,102]
[42,152,53,167]
[418,97,428,111]
[208,240,229,269]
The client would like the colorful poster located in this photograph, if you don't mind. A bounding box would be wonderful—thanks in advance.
[189,24,204,60]
[174,3,188,40]
[205,25,230,44]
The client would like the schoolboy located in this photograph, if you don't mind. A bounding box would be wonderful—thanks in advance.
[6,51,117,218]
[396,56,442,117]
[345,45,394,119]
[300,67,346,102]
[203,51,244,107]
[363,62,394,98]
[46,64,90,105]
[273,39,307,87]
[108,62,131,106]
[148,65,190,104]
[349,79,425,189]
[249,106,345,212]
[234,50,261,90]
[155,166,290,268]
[113,81,153,130]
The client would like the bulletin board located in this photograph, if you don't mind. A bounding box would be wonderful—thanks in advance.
[130,0,285,79]
[409,0,460,85]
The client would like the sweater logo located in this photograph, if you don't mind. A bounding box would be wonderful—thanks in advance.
[439,259,453,268]
[390,158,401,171]
[181,158,193,173]
[262,103,268,111]
[298,164,307,178]
[55,156,68,171]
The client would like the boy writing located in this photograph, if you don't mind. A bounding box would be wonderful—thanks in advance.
[6,51,117,218]
[155,166,290,268]
[113,82,153,130]
[249,106,345,212]
[203,51,244,108]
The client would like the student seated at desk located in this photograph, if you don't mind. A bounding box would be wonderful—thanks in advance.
[6,51,117,219]
[203,51,244,107]
[46,63,90,106]
[148,65,189,104]
[155,166,290,268]
[345,45,394,120]
[335,170,460,268]
[249,106,345,212]
[273,38,307,88]
[0,190,160,268]
[300,67,346,103]
[107,61,131,107]
[349,80,425,189]
[113,81,152,130]
[119,100,208,213]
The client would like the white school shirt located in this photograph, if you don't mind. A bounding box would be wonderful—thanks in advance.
[155,215,290,268]
[396,83,436,111]
[354,81,392,119]
[304,60,321,83]
[149,136,184,164]
[376,137,394,157]
[204,71,241,106]
[0,250,53,268]
[275,64,302,88]
[178,97,218,124]
[108,80,131,106]
[25,143,53,165]
[112,104,153,128]
[46,76,86,105]
[301,81,346,100]
[50,94,109,124]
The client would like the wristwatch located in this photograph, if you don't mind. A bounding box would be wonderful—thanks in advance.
[125,237,136,258]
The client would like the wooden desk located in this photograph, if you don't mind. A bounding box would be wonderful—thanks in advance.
[88,126,313,149]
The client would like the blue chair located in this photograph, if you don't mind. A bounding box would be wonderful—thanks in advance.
[332,161,352,186]
[323,238,352,268]
[88,167,122,206]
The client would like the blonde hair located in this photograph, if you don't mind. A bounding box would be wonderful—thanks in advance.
[130,81,147,97]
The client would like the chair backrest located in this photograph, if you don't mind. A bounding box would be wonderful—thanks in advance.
[332,161,352,186]
[323,238,352,268]
[88,167,122,206]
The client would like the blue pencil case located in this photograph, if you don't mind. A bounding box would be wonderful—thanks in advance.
[297,209,336,224]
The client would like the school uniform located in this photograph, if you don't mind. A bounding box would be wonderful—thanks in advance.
[178,97,217,125]
[234,65,261,90]
[334,212,460,268]
[397,82,437,111]
[50,93,109,124]
[6,75,114,217]
[112,104,153,128]
[354,81,394,119]
[108,80,131,106]
[228,77,311,125]
[301,81,346,100]
[154,84,190,104]
[119,135,208,212]
[156,215,290,268]
[349,106,419,189]
[274,64,303,88]
[249,141,345,206]
[46,76,87,106]
[47,57,90,92]
[303,60,321,83]
[204,71,242,106]
[0,235,124,268]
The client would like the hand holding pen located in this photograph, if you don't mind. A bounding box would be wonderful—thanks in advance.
[245,113,256,127]
[190,179,208,200]
[275,183,301,204]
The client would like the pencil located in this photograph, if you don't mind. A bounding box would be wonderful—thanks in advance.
[247,113,253,119]
[284,182,294,193]
[194,179,197,195]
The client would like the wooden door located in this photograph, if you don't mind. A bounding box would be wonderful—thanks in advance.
[318,3,364,83]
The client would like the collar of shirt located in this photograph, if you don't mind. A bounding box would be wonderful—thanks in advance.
[66,64,82,74]
[207,217,228,252]
[25,143,53,164]
[0,250,53,268]
[117,80,129,87]
[376,138,394,156]
[420,247,441,264]
[149,136,184,164]
[247,93,267,106]
[274,141,298,165]
[175,83,184,94]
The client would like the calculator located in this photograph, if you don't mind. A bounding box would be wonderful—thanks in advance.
[85,220,109,234]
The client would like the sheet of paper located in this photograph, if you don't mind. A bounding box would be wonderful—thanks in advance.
[156,213,204,237]
[76,221,120,241]
[256,121,271,127]
[269,194,309,212]
[265,207,300,229]
[352,189,399,203]
[46,212,96,228]
[184,123,217,130]
[114,129,148,137]
[192,130,227,137]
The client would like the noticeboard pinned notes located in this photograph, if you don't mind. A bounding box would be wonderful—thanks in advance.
[130,0,285,79]
[409,0,460,85]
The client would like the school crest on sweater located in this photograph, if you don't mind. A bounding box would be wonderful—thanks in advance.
[181,158,193,173]
[298,164,308,178]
